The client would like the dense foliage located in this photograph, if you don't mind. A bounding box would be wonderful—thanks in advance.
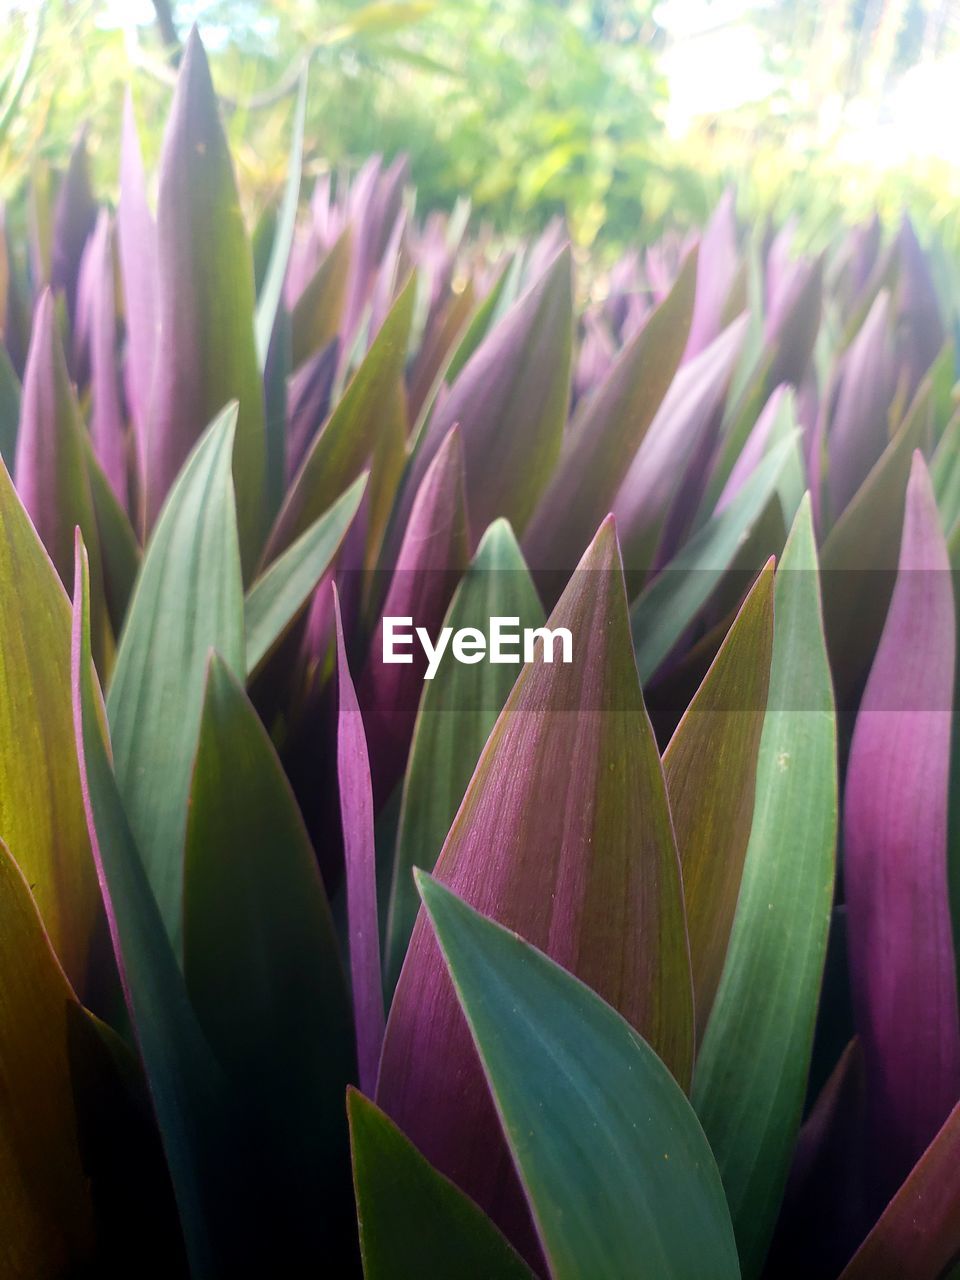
[2,25,960,1280]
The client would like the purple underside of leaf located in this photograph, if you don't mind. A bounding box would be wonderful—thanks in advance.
[897,216,944,397]
[844,451,960,1202]
[334,585,384,1097]
[376,516,692,1262]
[286,339,338,482]
[118,92,157,465]
[827,289,894,520]
[86,210,128,508]
[400,244,573,545]
[523,248,697,581]
[147,27,264,565]
[684,188,738,359]
[715,383,787,513]
[50,130,97,322]
[613,313,747,566]
[359,425,469,804]
[14,289,98,590]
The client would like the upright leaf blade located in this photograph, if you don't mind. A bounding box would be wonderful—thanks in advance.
[72,538,248,1277]
[385,519,545,991]
[0,455,98,992]
[845,452,960,1201]
[417,873,741,1280]
[378,519,693,1248]
[524,248,697,579]
[244,473,366,677]
[107,405,245,952]
[663,561,774,1042]
[334,590,385,1096]
[348,1089,535,1280]
[694,496,838,1278]
[149,28,265,570]
[183,654,354,1254]
[632,435,793,683]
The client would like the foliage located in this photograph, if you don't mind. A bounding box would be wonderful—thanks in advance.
[1,27,960,1280]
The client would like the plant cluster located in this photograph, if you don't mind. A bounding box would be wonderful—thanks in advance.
[1,27,960,1280]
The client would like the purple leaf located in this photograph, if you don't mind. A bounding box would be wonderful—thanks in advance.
[399,246,573,545]
[377,517,693,1255]
[50,130,97,324]
[149,28,265,570]
[85,211,128,509]
[14,290,102,597]
[844,451,960,1201]
[358,425,469,803]
[685,188,738,359]
[286,339,339,483]
[715,383,788,513]
[334,586,385,1096]
[524,248,697,581]
[613,313,747,572]
[827,290,895,521]
[896,217,944,399]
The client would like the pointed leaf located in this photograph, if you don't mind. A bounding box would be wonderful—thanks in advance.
[820,378,931,700]
[417,872,740,1280]
[149,29,265,570]
[72,537,249,1277]
[15,289,102,598]
[377,519,693,1244]
[524,248,697,577]
[403,246,573,540]
[845,452,960,1200]
[632,435,793,682]
[290,226,352,369]
[0,455,98,992]
[348,1089,535,1280]
[266,272,415,561]
[663,560,774,1041]
[385,519,545,991]
[359,425,469,802]
[107,405,245,951]
[50,131,96,322]
[183,653,354,1248]
[694,496,838,1278]
[86,211,128,508]
[334,590,385,1095]
[244,473,366,677]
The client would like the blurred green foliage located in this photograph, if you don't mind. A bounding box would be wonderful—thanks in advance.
[1,0,960,257]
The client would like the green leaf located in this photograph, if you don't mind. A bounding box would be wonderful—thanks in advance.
[290,226,352,368]
[255,68,308,368]
[820,377,930,702]
[72,538,249,1277]
[107,404,245,953]
[0,839,96,1276]
[385,518,545,992]
[663,561,774,1043]
[632,435,794,683]
[694,495,837,1279]
[266,273,416,561]
[183,655,355,1252]
[417,872,742,1280]
[244,473,366,677]
[0,457,99,993]
[348,1088,534,1280]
